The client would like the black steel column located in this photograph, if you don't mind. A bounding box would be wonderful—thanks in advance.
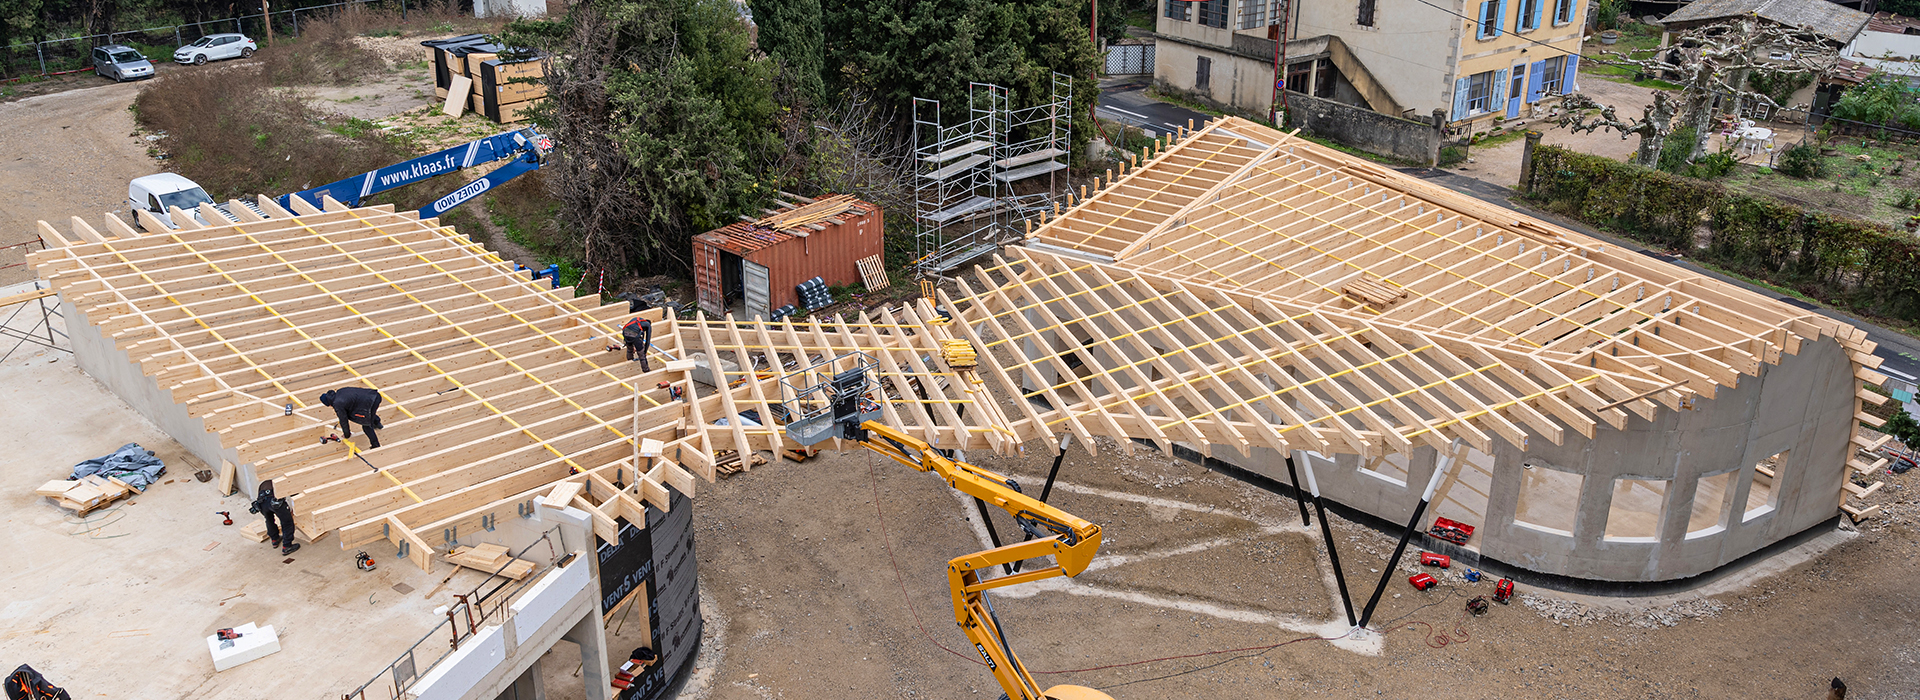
[1356,441,1461,629]
[1014,434,1074,574]
[1301,457,1356,627]
[1283,454,1311,527]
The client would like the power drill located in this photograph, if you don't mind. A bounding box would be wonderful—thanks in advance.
[320,433,341,445]
[216,511,233,526]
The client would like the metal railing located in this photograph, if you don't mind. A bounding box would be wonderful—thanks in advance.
[0,0,412,81]
[342,525,566,700]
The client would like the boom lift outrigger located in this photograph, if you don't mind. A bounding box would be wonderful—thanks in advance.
[782,354,1114,700]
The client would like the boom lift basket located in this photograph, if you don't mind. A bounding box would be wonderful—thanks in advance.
[780,352,881,446]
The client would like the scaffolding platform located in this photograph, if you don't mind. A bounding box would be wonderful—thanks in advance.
[922,154,992,182]
[994,148,1068,170]
[995,160,1069,183]
[922,140,994,163]
[924,195,1000,224]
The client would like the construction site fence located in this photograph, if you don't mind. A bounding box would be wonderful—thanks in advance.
[342,525,566,700]
[0,0,417,82]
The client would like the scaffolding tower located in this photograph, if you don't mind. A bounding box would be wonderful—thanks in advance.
[912,73,1072,276]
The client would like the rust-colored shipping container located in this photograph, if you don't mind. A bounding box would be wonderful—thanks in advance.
[693,195,883,319]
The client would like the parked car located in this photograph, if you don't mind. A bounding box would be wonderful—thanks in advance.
[174,33,256,65]
[126,173,215,229]
[91,45,154,82]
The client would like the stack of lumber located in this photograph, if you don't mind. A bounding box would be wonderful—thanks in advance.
[36,476,135,515]
[940,339,978,370]
[715,450,769,478]
[446,543,537,580]
[424,38,546,124]
[751,194,863,233]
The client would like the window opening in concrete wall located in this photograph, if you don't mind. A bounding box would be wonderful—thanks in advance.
[1686,470,1735,538]
[1197,56,1212,91]
[1743,450,1786,521]
[1430,447,1494,548]
[1165,0,1191,22]
[1359,450,1411,487]
[1604,478,1668,541]
[1514,459,1583,536]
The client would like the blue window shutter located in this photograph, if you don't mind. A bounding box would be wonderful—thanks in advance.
[1454,77,1470,120]
[1562,55,1580,93]
[1477,2,1492,39]
[1493,68,1508,112]
[1527,60,1546,102]
[1493,0,1506,37]
[1531,0,1545,31]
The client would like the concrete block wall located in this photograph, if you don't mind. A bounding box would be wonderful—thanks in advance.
[63,297,241,480]
[1213,336,1857,582]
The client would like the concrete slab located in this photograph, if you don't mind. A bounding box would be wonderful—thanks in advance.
[0,351,507,698]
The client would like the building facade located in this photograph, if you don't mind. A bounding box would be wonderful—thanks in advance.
[1153,0,1585,132]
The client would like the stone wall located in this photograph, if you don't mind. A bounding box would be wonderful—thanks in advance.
[1285,91,1443,166]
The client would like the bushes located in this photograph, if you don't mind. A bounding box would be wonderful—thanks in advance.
[1777,142,1825,179]
[133,57,407,201]
[1523,144,1920,324]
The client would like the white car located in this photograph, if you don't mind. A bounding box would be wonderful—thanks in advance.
[174,33,256,65]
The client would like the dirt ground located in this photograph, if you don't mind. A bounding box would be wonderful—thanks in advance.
[0,81,156,285]
[679,433,1920,700]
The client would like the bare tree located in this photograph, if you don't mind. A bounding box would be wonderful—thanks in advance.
[804,90,916,215]
[1560,92,1682,166]
[1555,16,1837,164]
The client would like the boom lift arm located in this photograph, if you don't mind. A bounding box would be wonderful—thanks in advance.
[852,422,1112,700]
[276,127,551,219]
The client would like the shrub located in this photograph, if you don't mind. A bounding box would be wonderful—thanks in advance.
[1777,143,1825,179]
[1686,150,1737,179]
[1895,189,1920,209]
[1657,127,1697,174]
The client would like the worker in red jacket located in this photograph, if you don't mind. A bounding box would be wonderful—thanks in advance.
[320,387,385,449]
[623,317,652,371]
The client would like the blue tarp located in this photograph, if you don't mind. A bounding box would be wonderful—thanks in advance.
[69,443,167,491]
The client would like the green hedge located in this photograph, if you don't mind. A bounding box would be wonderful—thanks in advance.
[1523,145,1920,324]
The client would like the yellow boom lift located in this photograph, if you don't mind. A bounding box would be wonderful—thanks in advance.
[781,354,1113,700]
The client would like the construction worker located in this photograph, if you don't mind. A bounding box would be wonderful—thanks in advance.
[622,316,652,371]
[248,479,300,556]
[320,387,385,449]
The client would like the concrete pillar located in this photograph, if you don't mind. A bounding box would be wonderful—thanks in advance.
[1519,130,1543,190]
[493,656,545,700]
[563,609,612,700]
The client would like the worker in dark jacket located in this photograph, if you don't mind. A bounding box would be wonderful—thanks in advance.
[320,387,385,449]
[248,479,300,556]
[623,317,652,370]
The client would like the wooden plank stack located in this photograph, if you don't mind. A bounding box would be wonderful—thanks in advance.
[423,38,546,124]
[446,543,537,580]
[36,476,136,515]
[714,450,768,478]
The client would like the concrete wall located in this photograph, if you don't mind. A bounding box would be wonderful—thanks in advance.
[1286,91,1443,165]
[1291,0,1463,115]
[63,297,240,480]
[1153,36,1285,117]
[475,0,546,18]
[1208,336,1857,583]
[1847,30,1920,77]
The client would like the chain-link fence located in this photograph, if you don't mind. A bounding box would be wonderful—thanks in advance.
[0,0,425,81]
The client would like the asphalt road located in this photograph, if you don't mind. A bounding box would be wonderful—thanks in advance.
[1095,76,1213,138]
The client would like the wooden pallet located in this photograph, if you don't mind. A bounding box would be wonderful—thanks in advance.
[715,450,769,478]
[37,475,136,515]
[856,254,890,291]
[446,543,536,580]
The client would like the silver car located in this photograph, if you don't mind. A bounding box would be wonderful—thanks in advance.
[174,33,256,65]
[91,45,154,82]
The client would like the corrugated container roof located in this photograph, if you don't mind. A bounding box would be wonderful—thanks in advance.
[696,194,877,256]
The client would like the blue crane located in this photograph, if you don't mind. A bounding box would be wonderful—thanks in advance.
[277,127,552,219]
